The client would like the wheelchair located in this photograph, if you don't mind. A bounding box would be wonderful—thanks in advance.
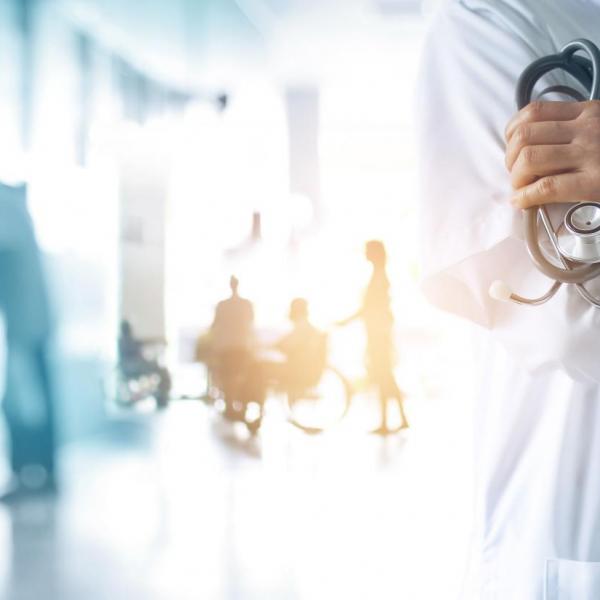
[205,347,352,435]
[116,365,171,409]
[115,342,172,410]
[281,364,352,434]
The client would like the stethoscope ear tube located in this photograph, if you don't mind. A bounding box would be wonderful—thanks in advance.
[515,39,600,110]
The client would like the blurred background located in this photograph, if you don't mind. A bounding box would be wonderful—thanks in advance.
[0,0,479,599]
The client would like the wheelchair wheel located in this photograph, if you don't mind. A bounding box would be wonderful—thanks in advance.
[285,366,352,434]
[112,369,169,409]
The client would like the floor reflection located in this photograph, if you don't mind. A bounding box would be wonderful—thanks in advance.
[0,398,472,600]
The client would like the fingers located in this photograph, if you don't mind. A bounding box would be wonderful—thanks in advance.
[505,120,574,170]
[510,144,582,188]
[511,172,586,209]
[505,101,600,208]
[505,101,585,141]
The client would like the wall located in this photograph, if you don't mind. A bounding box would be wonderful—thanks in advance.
[118,127,171,340]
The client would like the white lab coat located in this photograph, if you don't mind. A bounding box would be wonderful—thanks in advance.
[418,1,600,599]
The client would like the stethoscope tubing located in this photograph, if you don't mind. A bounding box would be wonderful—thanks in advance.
[521,39,600,285]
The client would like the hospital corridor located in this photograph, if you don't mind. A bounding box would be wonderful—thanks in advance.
[4,0,600,599]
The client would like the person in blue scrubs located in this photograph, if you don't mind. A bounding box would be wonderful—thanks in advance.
[0,182,56,499]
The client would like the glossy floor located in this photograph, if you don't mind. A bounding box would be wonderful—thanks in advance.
[0,396,473,600]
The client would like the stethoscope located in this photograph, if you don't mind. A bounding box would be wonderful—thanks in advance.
[489,39,600,308]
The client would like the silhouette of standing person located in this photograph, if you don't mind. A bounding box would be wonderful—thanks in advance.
[0,183,57,500]
[338,240,409,434]
[209,276,255,418]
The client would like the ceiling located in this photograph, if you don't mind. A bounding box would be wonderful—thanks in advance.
[59,0,427,89]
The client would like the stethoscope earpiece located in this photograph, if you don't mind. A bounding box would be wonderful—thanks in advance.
[489,280,513,303]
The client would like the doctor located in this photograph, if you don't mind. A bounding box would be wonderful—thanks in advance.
[418,1,600,599]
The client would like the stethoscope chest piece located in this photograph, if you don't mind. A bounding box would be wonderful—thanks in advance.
[557,202,600,263]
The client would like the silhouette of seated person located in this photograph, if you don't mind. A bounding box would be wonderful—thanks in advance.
[118,320,171,406]
[271,298,327,392]
[207,276,255,415]
[241,298,327,415]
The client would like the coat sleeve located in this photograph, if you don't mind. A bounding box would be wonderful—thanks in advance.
[416,0,600,381]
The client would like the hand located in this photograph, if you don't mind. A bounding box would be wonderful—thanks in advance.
[505,100,600,208]
[335,316,354,327]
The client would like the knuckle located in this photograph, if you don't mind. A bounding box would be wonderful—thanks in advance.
[520,145,537,167]
[512,193,526,209]
[526,101,544,120]
[538,176,557,197]
[516,187,532,208]
[510,171,520,189]
[514,123,531,144]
